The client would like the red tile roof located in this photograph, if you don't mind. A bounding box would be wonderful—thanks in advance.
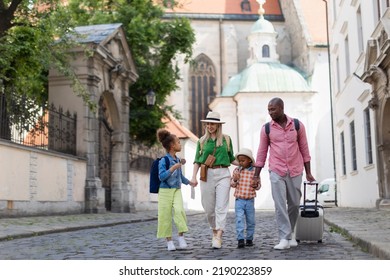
[164,0,282,16]
[163,116,199,142]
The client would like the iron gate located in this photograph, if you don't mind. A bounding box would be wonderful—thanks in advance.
[98,99,113,211]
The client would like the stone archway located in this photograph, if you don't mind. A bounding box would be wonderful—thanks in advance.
[48,24,138,213]
[98,95,115,210]
[362,64,390,207]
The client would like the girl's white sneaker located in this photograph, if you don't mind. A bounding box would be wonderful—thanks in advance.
[178,236,188,249]
[167,240,176,251]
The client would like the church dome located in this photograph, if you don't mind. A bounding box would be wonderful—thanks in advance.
[250,16,276,33]
[221,62,311,96]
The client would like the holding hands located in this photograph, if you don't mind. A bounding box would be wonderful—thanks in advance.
[189,180,198,187]
[250,176,261,188]
[233,171,240,182]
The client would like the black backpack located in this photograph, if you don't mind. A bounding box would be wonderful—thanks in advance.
[265,118,300,141]
[149,156,170,193]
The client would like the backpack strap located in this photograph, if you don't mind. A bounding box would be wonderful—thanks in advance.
[265,122,270,136]
[265,118,300,141]
[164,156,170,170]
[294,118,300,131]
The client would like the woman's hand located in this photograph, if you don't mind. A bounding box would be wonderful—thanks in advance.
[190,180,198,187]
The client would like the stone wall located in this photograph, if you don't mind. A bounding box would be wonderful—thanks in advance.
[0,140,86,217]
[129,141,164,211]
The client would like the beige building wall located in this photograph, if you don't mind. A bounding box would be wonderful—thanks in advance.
[0,141,86,216]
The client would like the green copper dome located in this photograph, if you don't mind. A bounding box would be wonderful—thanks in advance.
[221,62,311,96]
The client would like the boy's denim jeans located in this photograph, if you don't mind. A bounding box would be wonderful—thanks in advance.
[235,198,255,241]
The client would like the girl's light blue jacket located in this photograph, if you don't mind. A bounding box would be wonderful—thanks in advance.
[158,153,190,189]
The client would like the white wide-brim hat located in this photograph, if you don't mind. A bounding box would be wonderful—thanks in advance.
[200,111,225,124]
[235,148,255,163]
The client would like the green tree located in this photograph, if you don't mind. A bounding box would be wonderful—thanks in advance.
[67,0,195,145]
[0,1,91,138]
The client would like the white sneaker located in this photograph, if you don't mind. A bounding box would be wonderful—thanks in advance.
[167,240,176,251]
[178,236,188,249]
[212,237,222,249]
[289,239,298,247]
[289,233,298,247]
[273,239,290,250]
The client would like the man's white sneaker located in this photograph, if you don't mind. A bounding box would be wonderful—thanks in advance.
[289,232,298,247]
[273,239,290,250]
[178,236,188,249]
[289,239,298,247]
[167,240,176,251]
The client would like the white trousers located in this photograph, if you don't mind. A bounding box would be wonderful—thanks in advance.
[200,167,231,232]
[269,171,302,240]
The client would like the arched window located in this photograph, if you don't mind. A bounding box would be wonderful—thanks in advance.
[189,54,216,137]
[262,45,270,58]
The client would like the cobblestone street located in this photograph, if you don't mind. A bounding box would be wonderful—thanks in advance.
[0,211,377,260]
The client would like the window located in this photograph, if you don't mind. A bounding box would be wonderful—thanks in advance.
[262,45,270,58]
[336,57,341,93]
[350,121,357,171]
[364,108,373,164]
[319,184,329,193]
[189,54,217,137]
[344,36,350,78]
[341,132,346,175]
[332,0,337,20]
[241,0,251,12]
[357,7,364,54]
[374,0,380,24]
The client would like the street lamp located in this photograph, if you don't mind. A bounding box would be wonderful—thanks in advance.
[146,89,156,106]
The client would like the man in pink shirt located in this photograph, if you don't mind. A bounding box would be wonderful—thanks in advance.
[252,97,315,250]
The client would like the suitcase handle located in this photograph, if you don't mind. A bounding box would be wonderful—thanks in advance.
[303,181,319,211]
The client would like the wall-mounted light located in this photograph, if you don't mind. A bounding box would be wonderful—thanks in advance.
[146,89,156,106]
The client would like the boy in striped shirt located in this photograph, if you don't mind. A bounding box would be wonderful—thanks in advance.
[231,148,261,248]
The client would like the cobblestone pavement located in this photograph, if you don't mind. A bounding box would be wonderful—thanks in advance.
[0,211,378,260]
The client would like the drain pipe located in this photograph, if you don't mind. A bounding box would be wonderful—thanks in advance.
[323,0,338,206]
[219,17,223,94]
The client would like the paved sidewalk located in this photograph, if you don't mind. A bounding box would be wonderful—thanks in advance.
[0,207,389,259]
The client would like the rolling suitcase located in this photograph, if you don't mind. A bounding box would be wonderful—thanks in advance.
[295,181,324,243]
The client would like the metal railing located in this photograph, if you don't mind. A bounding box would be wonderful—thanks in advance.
[0,93,77,155]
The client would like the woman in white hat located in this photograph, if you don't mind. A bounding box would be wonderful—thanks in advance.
[191,111,238,249]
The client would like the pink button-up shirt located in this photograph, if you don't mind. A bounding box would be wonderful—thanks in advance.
[254,116,311,177]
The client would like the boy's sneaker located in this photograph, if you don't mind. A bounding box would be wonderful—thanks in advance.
[178,236,188,249]
[246,240,254,247]
[167,240,176,251]
[237,239,245,248]
[212,237,222,249]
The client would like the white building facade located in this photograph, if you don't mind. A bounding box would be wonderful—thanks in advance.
[328,0,390,208]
